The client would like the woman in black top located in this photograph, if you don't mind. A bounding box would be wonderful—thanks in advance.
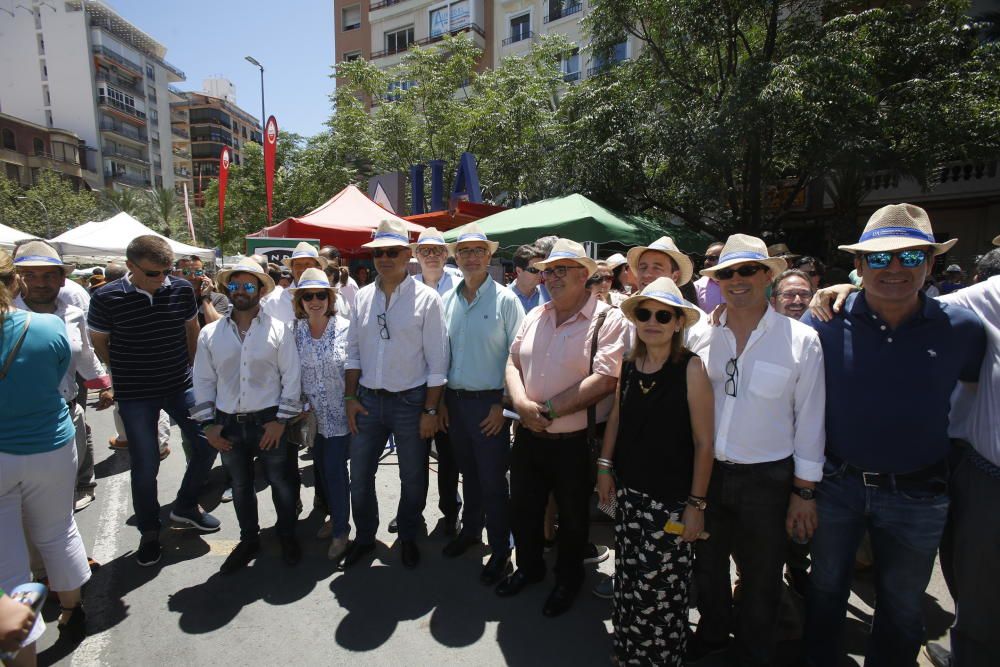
[597,277,715,666]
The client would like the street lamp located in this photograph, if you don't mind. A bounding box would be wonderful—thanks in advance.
[16,195,50,238]
[244,55,266,138]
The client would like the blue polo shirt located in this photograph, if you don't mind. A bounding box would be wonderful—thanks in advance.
[802,292,985,472]
[88,275,198,401]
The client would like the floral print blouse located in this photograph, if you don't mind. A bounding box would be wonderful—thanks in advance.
[293,316,350,438]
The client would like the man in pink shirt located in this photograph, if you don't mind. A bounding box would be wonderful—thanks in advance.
[499,239,629,617]
[693,241,725,313]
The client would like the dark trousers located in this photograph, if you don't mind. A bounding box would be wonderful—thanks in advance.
[694,457,793,666]
[446,390,511,553]
[510,428,591,588]
[218,412,298,542]
[433,428,461,521]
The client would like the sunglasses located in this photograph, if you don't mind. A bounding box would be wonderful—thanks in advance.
[592,275,613,284]
[181,269,205,277]
[138,267,172,278]
[417,247,446,257]
[300,291,328,302]
[864,249,928,270]
[540,266,584,279]
[725,358,739,398]
[456,247,488,259]
[714,264,767,280]
[634,307,674,324]
[377,313,390,340]
[372,249,402,259]
[522,266,541,274]
[227,281,258,294]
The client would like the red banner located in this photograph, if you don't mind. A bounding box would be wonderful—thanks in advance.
[264,115,278,223]
[218,146,231,233]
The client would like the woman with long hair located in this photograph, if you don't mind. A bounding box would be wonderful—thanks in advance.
[0,250,92,664]
[290,268,352,561]
[596,277,715,665]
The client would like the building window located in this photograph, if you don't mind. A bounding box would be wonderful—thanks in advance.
[546,0,582,23]
[105,86,136,110]
[384,80,415,103]
[430,1,470,38]
[591,41,628,75]
[2,128,15,151]
[43,86,51,106]
[45,111,53,127]
[33,138,44,155]
[342,5,361,31]
[509,13,530,43]
[385,26,414,55]
[5,163,20,182]
[146,64,155,80]
[344,50,362,62]
[562,48,580,82]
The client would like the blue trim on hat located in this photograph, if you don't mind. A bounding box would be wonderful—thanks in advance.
[290,249,319,259]
[14,255,62,265]
[547,250,583,260]
[858,226,934,244]
[416,237,446,245]
[641,290,684,306]
[719,251,767,263]
[457,232,489,243]
[296,279,331,289]
[373,231,409,243]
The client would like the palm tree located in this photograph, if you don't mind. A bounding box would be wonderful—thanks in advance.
[101,187,145,218]
[144,188,182,237]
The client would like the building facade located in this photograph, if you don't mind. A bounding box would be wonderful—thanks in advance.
[0,0,187,193]
[0,112,99,190]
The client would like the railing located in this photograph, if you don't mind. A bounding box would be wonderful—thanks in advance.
[369,0,405,10]
[587,59,628,78]
[99,119,148,142]
[370,23,486,59]
[91,45,143,75]
[167,84,185,97]
[544,3,583,23]
[562,71,580,82]
[97,95,147,121]
[174,168,192,178]
[105,170,151,187]
[102,146,149,165]
[171,126,190,139]
[502,30,534,46]
[32,150,80,166]
[95,72,144,98]
[172,148,192,159]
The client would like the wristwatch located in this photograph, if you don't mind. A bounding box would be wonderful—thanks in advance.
[792,486,816,501]
[685,497,708,511]
[423,408,438,416]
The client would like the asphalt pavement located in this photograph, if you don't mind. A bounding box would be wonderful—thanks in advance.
[32,399,953,666]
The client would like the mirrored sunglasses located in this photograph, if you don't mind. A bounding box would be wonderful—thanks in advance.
[227,281,258,294]
[864,249,927,270]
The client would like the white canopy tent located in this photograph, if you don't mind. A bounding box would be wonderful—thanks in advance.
[50,212,214,264]
[0,222,37,251]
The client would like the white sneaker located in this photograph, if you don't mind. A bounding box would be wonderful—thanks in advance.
[583,543,610,564]
[316,520,333,539]
[328,536,349,561]
[74,489,96,512]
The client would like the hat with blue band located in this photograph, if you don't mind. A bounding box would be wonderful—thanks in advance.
[363,219,414,249]
[217,257,276,297]
[282,241,329,269]
[288,268,337,296]
[410,227,450,254]
[699,234,787,278]
[533,238,598,275]
[620,277,702,328]
[626,236,694,286]
[838,203,956,255]
[12,240,74,275]
[446,222,499,254]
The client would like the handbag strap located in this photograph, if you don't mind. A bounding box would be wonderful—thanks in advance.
[0,312,32,381]
[586,308,610,442]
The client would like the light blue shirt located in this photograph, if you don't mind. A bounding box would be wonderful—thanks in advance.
[510,283,547,313]
[415,266,462,296]
[443,276,525,391]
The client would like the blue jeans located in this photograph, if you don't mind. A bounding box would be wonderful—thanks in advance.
[117,388,217,535]
[314,433,351,540]
[218,413,298,541]
[805,459,949,667]
[445,390,511,553]
[350,386,428,543]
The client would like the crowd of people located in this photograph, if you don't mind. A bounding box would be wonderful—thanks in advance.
[0,202,997,667]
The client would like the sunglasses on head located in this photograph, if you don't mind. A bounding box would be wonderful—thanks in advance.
[300,291,328,302]
[864,249,928,270]
[372,248,402,259]
[634,307,674,324]
[227,281,257,294]
[714,264,766,280]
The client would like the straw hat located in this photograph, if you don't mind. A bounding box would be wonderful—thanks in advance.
[362,219,413,249]
[446,222,499,255]
[838,204,956,255]
[410,227,450,253]
[700,234,787,278]
[534,238,598,275]
[767,243,800,262]
[88,274,106,289]
[288,267,336,295]
[945,264,962,274]
[626,236,694,286]
[217,257,276,297]
[282,241,329,269]
[13,240,74,275]
[604,253,627,270]
[992,234,999,246]
[620,277,702,329]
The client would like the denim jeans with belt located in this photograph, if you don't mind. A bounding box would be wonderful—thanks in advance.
[314,433,351,540]
[805,458,949,667]
[350,385,428,543]
[117,388,218,535]
[218,409,298,542]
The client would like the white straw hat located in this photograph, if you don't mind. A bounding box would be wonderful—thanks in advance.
[217,258,276,297]
[282,241,329,269]
[409,227,450,253]
[13,240,74,275]
[626,236,694,286]
[533,238,598,275]
[700,234,787,278]
[992,234,999,247]
[288,267,336,294]
[604,253,627,270]
[620,277,702,329]
[838,204,956,255]
[446,222,499,255]
[362,219,414,249]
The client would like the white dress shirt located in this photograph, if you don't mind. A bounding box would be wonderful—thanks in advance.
[703,305,826,481]
[58,279,91,315]
[261,283,351,323]
[338,275,359,311]
[414,266,461,296]
[346,275,449,392]
[191,309,302,422]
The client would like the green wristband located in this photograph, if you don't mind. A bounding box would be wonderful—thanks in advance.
[597,468,613,476]
[546,399,559,420]
[344,395,358,402]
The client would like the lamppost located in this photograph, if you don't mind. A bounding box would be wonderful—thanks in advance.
[17,195,50,238]
[244,55,266,138]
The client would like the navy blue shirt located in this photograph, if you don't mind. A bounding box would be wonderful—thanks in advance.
[802,292,985,472]
[88,275,198,401]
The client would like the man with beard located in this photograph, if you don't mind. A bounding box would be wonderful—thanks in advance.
[192,259,303,572]
[771,269,814,321]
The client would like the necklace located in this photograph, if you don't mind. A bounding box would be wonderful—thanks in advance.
[637,357,657,394]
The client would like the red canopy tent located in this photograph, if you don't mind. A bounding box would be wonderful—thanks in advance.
[247,185,426,256]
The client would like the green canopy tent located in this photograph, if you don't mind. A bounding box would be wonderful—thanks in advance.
[441,193,714,254]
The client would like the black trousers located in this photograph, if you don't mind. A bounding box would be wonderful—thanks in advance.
[433,429,461,521]
[694,457,793,666]
[510,427,591,588]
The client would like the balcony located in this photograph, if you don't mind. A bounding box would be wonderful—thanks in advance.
[370,22,486,59]
[91,44,143,76]
[172,148,192,160]
[105,170,151,187]
[174,168,192,179]
[562,71,580,83]
[31,150,80,166]
[544,3,583,24]
[99,118,148,144]
[502,30,534,47]
[167,84,185,98]
[369,0,405,10]
[97,95,147,122]
[171,126,190,139]
[95,72,144,98]
[102,146,149,165]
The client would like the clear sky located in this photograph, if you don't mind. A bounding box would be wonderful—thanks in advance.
[109,0,335,137]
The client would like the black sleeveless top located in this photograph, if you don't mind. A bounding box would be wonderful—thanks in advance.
[614,351,696,505]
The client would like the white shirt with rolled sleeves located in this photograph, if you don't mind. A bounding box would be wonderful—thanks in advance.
[703,305,826,481]
[346,275,449,392]
[191,310,302,423]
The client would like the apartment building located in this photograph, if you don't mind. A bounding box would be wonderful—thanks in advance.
[0,0,187,193]
[0,112,99,190]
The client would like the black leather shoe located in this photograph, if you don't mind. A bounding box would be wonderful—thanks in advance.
[220,540,260,574]
[400,540,420,569]
[442,533,481,558]
[542,583,579,617]
[280,536,302,566]
[341,541,376,568]
[495,568,543,597]
[388,517,399,533]
[480,552,511,586]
